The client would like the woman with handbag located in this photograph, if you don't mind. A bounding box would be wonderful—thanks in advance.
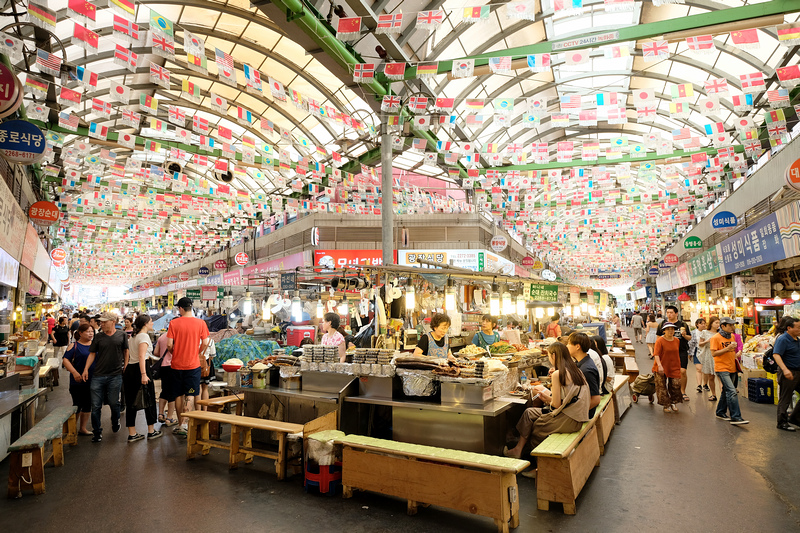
[124,315,162,442]
[503,342,590,477]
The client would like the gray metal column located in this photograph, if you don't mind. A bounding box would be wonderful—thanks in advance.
[381,123,393,265]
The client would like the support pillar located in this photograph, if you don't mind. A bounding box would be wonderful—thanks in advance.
[381,123,393,265]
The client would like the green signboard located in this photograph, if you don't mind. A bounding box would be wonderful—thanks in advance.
[684,236,703,250]
[530,284,559,302]
[186,288,201,300]
[687,247,721,284]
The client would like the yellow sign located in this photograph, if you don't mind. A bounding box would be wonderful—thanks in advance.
[735,306,744,317]
[599,292,608,310]
[140,300,146,312]
[696,282,707,303]
[168,292,174,309]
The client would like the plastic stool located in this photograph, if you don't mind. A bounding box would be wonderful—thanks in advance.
[304,461,342,495]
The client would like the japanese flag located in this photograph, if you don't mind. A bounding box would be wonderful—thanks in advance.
[117,132,135,149]
[269,77,286,100]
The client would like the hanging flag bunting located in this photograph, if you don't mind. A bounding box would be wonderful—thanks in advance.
[113,44,138,72]
[767,88,790,108]
[703,77,728,96]
[72,65,98,90]
[603,45,630,59]
[36,48,61,76]
[91,97,111,119]
[733,116,754,132]
[68,0,96,24]
[697,97,719,115]
[376,12,403,35]
[149,62,171,89]
[112,14,139,43]
[554,0,583,15]
[146,140,162,153]
[488,56,512,74]
[138,94,158,114]
[776,65,800,88]
[579,109,597,126]
[151,33,175,59]
[381,95,401,112]
[149,117,167,133]
[526,53,551,73]
[494,97,514,114]
[731,93,753,112]
[670,83,693,101]
[551,113,570,127]
[729,28,759,49]
[434,97,455,112]
[353,63,375,82]
[526,96,548,115]
[268,77,286,101]
[58,112,79,132]
[149,9,174,37]
[27,103,50,122]
[1,33,23,62]
[186,52,208,74]
[120,109,140,128]
[776,23,800,46]
[72,22,99,52]
[215,48,237,86]
[739,71,764,93]
[174,127,191,144]
[336,17,361,40]
[58,86,82,107]
[416,10,445,30]
[685,35,715,53]
[564,49,590,66]
[167,105,185,126]
[606,107,627,124]
[408,96,428,112]
[28,2,57,31]
[416,62,439,78]
[209,92,227,113]
[243,64,262,92]
[462,6,490,23]
[181,79,200,103]
[506,0,537,20]
[109,0,135,18]
[183,28,205,56]
[237,106,252,125]
[604,0,634,12]
[88,122,108,141]
[413,116,431,130]
[642,40,669,61]
[451,59,474,78]
[383,62,406,80]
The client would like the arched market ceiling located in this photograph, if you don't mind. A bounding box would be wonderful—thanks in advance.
[6,0,800,289]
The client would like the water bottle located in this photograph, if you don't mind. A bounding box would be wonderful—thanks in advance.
[520,371,528,387]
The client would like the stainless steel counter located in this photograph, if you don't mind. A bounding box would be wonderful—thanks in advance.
[345,395,514,416]
[230,385,339,404]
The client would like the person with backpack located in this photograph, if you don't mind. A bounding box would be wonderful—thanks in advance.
[770,316,800,431]
[545,314,562,339]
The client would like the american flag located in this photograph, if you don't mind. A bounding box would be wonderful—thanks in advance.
[559,95,581,110]
[36,48,61,74]
[376,13,403,33]
[488,56,512,73]
[767,88,789,103]
[215,48,236,83]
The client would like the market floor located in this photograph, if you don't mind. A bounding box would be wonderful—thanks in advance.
[1,330,798,533]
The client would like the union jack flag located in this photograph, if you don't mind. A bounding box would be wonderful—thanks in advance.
[381,95,401,111]
[642,40,669,59]
[376,13,403,34]
[121,109,140,128]
[743,140,761,154]
[417,10,444,27]
[768,123,787,137]
[149,62,170,88]
[152,34,175,55]
[704,77,728,94]
[168,105,186,125]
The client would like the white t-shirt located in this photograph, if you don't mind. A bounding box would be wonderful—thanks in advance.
[588,348,615,393]
[129,332,153,365]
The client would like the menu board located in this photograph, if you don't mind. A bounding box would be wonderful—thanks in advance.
[0,246,19,287]
[0,175,27,260]
[20,223,38,271]
[530,284,558,302]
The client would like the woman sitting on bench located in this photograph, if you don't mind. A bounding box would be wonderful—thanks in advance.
[504,343,590,466]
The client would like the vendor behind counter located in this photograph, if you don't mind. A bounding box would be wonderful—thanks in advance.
[413,313,455,361]
[472,314,500,349]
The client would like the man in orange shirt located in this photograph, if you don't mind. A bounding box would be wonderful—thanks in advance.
[167,297,209,436]
[710,318,748,426]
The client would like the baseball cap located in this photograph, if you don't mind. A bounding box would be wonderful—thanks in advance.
[97,312,117,322]
[176,297,193,310]
[661,322,677,329]
[720,317,736,326]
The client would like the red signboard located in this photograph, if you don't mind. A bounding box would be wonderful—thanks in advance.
[214,259,227,270]
[313,249,390,269]
[521,256,535,267]
[234,252,249,266]
[179,272,189,281]
[664,253,679,266]
[50,248,66,262]
[755,298,786,306]
[169,275,178,283]
[28,201,60,226]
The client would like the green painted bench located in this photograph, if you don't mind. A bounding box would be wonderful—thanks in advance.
[336,435,530,533]
[7,406,78,499]
[530,400,604,514]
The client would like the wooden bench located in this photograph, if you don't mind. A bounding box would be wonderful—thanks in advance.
[7,406,77,498]
[612,375,632,423]
[594,394,615,456]
[336,435,529,533]
[623,357,639,382]
[183,411,304,480]
[530,417,600,515]
[195,394,244,440]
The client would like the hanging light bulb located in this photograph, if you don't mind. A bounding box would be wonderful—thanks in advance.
[535,307,545,319]
[489,283,500,316]
[792,291,800,301]
[444,280,456,313]
[580,302,588,313]
[239,291,254,316]
[516,296,526,316]
[774,296,783,305]
[756,304,764,312]
[547,307,555,317]
[291,291,302,321]
[338,296,349,317]
[261,299,271,321]
[316,300,324,319]
[405,284,416,311]
[742,297,750,304]
[502,290,514,315]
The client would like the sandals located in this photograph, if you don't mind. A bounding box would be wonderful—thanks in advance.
[158,414,166,423]
[682,394,690,401]
[696,386,703,393]
[708,395,717,401]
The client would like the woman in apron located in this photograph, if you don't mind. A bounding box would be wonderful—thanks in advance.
[413,313,455,361]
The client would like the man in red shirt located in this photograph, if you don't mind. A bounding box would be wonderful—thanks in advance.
[167,297,209,436]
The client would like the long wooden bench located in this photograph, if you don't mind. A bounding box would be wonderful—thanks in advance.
[183,411,304,480]
[336,435,529,533]
[7,406,77,498]
[530,415,600,514]
[195,394,244,440]
[623,357,639,382]
[594,394,615,456]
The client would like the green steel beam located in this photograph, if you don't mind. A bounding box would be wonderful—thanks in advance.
[404,0,800,78]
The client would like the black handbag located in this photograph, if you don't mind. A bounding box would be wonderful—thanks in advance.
[150,357,163,380]
[134,384,153,410]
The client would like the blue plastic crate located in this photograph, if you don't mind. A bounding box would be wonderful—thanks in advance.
[748,378,774,404]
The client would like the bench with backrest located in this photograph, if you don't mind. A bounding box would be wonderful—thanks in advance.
[195,394,244,440]
[182,410,304,480]
[335,435,530,533]
[7,406,77,498]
